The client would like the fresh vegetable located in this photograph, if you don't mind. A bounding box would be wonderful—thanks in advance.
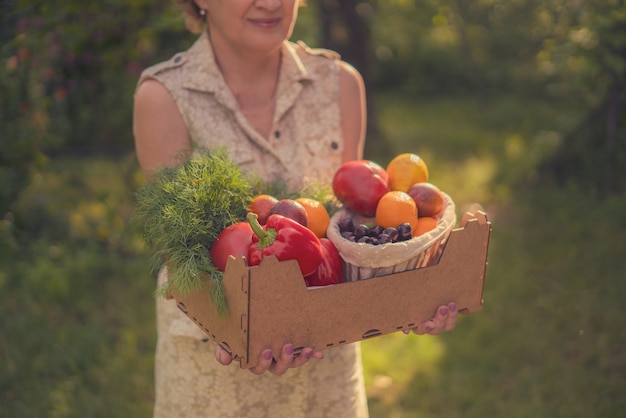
[133,147,253,314]
[210,221,254,272]
[247,212,324,277]
[332,160,389,217]
[305,238,345,287]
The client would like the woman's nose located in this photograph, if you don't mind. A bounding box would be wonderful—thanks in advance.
[254,0,282,12]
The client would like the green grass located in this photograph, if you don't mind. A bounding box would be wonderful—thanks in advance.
[2,95,624,417]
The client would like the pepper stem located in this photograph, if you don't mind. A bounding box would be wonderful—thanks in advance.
[247,212,277,249]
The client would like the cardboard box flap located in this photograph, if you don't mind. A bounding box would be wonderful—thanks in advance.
[175,257,250,361]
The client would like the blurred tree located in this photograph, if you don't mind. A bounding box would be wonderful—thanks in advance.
[537,0,626,193]
[316,0,380,141]
[1,0,16,43]
[1,3,47,217]
[360,0,624,192]
[1,0,194,219]
[3,0,196,154]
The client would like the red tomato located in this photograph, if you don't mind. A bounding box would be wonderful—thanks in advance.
[210,222,254,272]
[332,160,390,217]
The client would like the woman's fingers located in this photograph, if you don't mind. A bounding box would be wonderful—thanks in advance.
[444,302,458,332]
[249,349,274,375]
[409,302,458,335]
[428,303,457,335]
[215,345,234,366]
[246,344,323,376]
[429,305,449,334]
[289,348,314,369]
[409,319,435,335]
[268,344,296,376]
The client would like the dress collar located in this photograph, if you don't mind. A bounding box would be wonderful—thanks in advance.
[181,31,314,106]
[181,32,316,170]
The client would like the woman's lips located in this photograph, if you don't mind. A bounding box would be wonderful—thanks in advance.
[248,17,281,28]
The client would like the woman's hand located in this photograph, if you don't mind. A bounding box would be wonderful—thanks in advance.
[405,303,458,335]
[215,344,324,376]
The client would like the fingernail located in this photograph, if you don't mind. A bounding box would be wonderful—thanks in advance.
[449,303,457,313]
[304,349,313,359]
[439,307,448,316]
[264,350,273,360]
[426,326,434,332]
[285,344,294,356]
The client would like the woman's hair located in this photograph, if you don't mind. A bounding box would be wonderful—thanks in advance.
[173,0,306,34]
[173,0,205,34]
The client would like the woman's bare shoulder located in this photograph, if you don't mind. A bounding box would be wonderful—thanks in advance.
[336,61,366,162]
[133,79,191,175]
[337,60,365,98]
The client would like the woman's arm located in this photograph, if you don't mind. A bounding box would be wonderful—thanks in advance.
[337,61,366,163]
[133,79,191,177]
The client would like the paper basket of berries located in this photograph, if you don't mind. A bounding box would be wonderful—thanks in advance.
[327,154,458,281]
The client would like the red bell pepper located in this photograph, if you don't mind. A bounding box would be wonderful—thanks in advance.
[305,238,345,287]
[247,212,324,277]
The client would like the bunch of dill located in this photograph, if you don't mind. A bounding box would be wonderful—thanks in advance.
[134,147,253,315]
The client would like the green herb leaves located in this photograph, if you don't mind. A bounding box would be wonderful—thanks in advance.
[134,147,253,315]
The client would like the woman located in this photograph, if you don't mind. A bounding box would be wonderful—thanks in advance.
[133,1,458,416]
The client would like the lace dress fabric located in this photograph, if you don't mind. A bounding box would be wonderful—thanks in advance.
[138,32,369,418]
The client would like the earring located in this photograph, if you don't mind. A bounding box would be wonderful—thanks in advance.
[199,8,206,16]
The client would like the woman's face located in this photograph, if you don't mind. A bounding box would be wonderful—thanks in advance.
[197,0,299,54]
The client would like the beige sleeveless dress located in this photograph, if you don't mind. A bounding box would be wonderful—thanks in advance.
[138,32,370,418]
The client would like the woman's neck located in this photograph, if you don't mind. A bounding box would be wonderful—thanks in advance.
[208,31,282,108]
[207,31,282,138]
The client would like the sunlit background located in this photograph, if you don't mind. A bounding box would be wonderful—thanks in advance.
[2,1,624,417]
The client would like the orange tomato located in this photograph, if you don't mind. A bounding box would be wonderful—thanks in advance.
[295,197,331,238]
[375,191,419,230]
